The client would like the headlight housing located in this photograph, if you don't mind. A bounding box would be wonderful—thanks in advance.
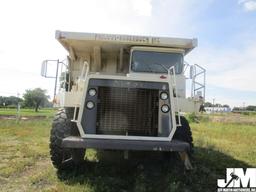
[86,101,95,109]
[161,104,170,113]
[88,88,97,96]
[160,92,168,100]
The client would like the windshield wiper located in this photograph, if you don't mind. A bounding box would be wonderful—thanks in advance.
[152,62,169,73]
[146,63,154,73]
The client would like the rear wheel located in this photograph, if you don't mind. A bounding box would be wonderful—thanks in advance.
[49,108,85,170]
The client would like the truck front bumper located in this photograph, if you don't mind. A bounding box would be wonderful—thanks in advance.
[62,136,190,152]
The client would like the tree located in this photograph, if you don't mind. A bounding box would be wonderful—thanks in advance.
[23,88,49,112]
[223,104,230,108]
[232,107,242,111]
[215,103,222,107]
[246,105,256,111]
[0,96,23,107]
[204,102,212,107]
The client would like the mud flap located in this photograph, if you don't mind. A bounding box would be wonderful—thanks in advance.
[179,151,193,170]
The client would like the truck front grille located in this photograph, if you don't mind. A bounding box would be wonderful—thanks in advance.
[96,87,159,136]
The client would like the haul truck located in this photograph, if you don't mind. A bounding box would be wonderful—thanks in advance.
[41,30,205,170]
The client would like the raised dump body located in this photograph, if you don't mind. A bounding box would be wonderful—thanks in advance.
[56,30,197,73]
[42,30,206,170]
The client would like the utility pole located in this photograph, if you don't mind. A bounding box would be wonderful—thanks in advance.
[16,92,20,121]
[212,98,215,114]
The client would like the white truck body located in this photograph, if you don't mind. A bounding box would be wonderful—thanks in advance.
[53,31,204,114]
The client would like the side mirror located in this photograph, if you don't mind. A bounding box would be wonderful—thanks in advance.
[41,60,47,77]
[189,65,194,79]
[41,60,59,78]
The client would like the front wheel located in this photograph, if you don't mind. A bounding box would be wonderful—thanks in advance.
[49,108,85,170]
[173,116,193,153]
[163,116,193,161]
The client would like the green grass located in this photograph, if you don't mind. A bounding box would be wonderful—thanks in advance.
[0,108,55,117]
[0,120,51,177]
[193,121,256,165]
[0,113,255,192]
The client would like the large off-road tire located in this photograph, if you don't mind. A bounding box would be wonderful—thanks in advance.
[173,116,193,153]
[49,108,85,169]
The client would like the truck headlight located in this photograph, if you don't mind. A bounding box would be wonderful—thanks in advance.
[160,92,168,100]
[88,88,97,96]
[161,104,170,113]
[86,101,95,109]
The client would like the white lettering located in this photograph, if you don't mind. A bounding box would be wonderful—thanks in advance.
[218,168,256,188]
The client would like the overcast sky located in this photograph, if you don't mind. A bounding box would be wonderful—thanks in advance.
[0,0,255,107]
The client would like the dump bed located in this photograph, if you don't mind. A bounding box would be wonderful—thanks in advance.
[56,30,197,57]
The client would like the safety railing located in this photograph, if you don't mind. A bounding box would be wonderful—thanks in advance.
[168,66,181,126]
[72,61,90,122]
[184,61,206,101]
[191,64,206,101]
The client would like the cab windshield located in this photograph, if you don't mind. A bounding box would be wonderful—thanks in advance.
[131,50,183,74]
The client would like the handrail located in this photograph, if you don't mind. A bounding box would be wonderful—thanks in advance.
[168,66,181,126]
[80,61,89,80]
[184,61,206,102]
[72,61,90,122]
[192,64,206,101]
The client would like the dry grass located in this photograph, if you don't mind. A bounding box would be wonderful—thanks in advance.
[0,113,255,192]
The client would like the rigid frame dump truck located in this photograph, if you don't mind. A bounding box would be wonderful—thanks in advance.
[41,30,205,170]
